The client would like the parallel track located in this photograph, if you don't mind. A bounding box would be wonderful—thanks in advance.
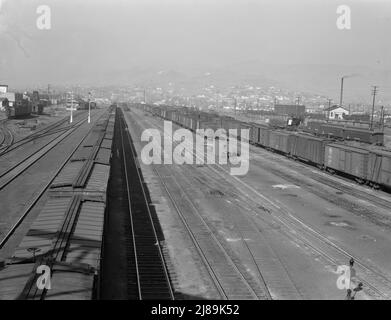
[154,166,269,299]
[136,107,391,300]
[0,120,14,151]
[0,112,87,156]
[0,120,85,191]
[249,146,391,211]
[124,108,270,299]
[118,109,174,300]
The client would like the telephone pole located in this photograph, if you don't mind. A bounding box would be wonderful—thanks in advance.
[326,98,332,121]
[340,76,345,107]
[370,86,378,130]
[380,105,385,132]
[88,92,91,124]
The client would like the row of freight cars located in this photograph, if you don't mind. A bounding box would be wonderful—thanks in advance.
[136,103,391,190]
[303,120,384,145]
[78,100,97,110]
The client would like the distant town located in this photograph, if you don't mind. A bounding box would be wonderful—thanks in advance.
[2,80,388,124]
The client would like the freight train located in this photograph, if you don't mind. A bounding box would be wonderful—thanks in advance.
[135,103,391,190]
[77,100,97,110]
[303,120,384,145]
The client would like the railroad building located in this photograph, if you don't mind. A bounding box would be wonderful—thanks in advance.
[324,105,349,120]
[0,84,8,94]
[5,93,32,118]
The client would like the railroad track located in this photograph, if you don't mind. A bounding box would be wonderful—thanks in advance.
[174,164,304,300]
[0,120,14,151]
[249,146,391,212]
[124,108,271,299]
[201,155,391,300]
[0,111,87,157]
[133,107,391,300]
[0,117,88,191]
[155,166,267,300]
[133,109,299,299]
[117,110,174,300]
[0,120,5,147]
[247,154,391,233]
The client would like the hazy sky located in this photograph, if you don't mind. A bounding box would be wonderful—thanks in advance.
[0,0,390,87]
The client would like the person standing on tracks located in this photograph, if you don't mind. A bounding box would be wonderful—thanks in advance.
[344,258,363,300]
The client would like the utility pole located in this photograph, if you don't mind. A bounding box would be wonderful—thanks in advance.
[47,84,52,106]
[327,98,332,121]
[69,92,74,124]
[88,92,91,124]
[144,89,146,104]
[340,76,345,107]
[370,86,378,130]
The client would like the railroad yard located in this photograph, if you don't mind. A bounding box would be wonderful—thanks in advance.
[0,103,390,300]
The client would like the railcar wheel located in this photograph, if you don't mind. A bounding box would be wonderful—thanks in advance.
[326,168,335,174]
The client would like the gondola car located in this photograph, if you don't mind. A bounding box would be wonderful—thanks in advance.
[343,127,383,145]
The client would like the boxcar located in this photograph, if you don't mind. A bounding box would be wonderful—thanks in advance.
[268,130,291,154]
[343,127,384,145]
[367,148,391,188]
[324,142,370,180]
[198,120,220,131]
[239,122,252,142]
[8,104,32,118]
[221,118,241,139]
[320,124,344,139]
[251,124,261,144]
[304,121,323,135]
[289,133,329,167]
[258,125,271,147]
